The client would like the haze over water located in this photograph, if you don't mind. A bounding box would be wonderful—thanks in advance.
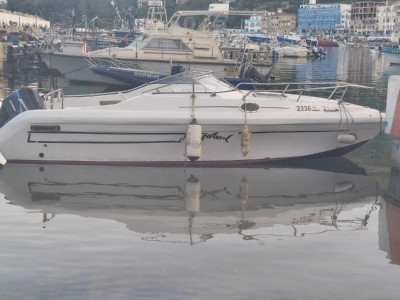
[0,47,400,299]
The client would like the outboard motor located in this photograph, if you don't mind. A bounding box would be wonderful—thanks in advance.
[0,87,43,128]
[318,46,327,56]
[311,46,320,58]
[239,63,273,83]
[171,65,185,75]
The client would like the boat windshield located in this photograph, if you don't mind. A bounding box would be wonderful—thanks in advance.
[127,35,147,49]
[141,70,236,94]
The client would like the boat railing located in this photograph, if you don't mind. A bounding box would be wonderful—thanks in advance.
[43,89,64,110]
[85,57,143,70]
[237,82,373,102]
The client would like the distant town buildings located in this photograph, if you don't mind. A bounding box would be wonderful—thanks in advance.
[377,2,398,35]
[351,1,385,35]
[244,10,297,34]
[336,8,352,33]
[297,3,351,31]
[244,15,262,34]
[294,0,400,36]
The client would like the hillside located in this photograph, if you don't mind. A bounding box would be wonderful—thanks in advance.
[5,0,377,27]
[234,0,364,13]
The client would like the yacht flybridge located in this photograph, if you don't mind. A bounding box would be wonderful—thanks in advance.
[0,70,385,165]
[42,10,272,86]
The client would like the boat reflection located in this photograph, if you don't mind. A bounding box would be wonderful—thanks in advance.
[380,138,400,265]
[0,158,380,245]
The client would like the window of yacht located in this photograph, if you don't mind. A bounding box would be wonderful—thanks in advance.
[143,38,190,51]
[127,35,147,49]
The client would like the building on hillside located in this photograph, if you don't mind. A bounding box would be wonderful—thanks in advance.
[377,1,398,35]
[244,10,296,34]
[244,15,262,34]
[297,3,346,32]
[336,9,352,33]
[0,9,49,28]
[351,2,385,35]
[275,9,297,33]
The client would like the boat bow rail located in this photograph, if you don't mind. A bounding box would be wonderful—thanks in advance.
[237,82,374,103]
[43,89,64,109]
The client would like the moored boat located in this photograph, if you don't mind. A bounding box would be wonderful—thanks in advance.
[40,10,272,85]
[318,39,339,47]
[382,44,400,65]
[0,70,385,165]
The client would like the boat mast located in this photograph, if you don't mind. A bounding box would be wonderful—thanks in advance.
[147,0,168,24]
[110,0,125,29]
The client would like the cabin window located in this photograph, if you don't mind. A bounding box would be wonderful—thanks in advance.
[144,38,189,51]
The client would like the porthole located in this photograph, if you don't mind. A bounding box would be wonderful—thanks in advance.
[240,102,260,112]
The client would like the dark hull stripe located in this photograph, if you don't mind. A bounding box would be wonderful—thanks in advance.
[7,141,368,166]
[27,129,353,144]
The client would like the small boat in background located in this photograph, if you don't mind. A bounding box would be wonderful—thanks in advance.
[317,39,339,47]
[270,44,311,58]
[87,58,273,89]
[277,34,301,45]
[382,44,400,65]
[369,45,383,55]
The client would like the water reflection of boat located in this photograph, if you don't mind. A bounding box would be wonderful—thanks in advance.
[378,200,400,265]
[0,158,379,241]
[388,138,400,201]
[379,138,400,265]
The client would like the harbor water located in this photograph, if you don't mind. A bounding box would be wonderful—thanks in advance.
[1,47,400,299]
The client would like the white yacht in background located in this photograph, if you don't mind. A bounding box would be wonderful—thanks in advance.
[270,44,311,58]
[0,70,384,165]
[41,10,272,85]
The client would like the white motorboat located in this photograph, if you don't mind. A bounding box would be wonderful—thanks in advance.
[382,44,400,65]
[270,44,311,58]
[0,70,385,165]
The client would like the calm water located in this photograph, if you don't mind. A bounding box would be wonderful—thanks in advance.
[1,48,400,299]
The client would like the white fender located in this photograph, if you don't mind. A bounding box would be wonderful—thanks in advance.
[337,133,357,144]
[185,175,201,213]
[186,123,202,162]
[239,176,249,206]
[241,125,251,156]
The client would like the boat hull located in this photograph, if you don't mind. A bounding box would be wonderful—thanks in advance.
[42,53,271,85]
[0,115,383,166]
[383,52,400,65]
[42,53,133,87]
[317,40,339,47]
